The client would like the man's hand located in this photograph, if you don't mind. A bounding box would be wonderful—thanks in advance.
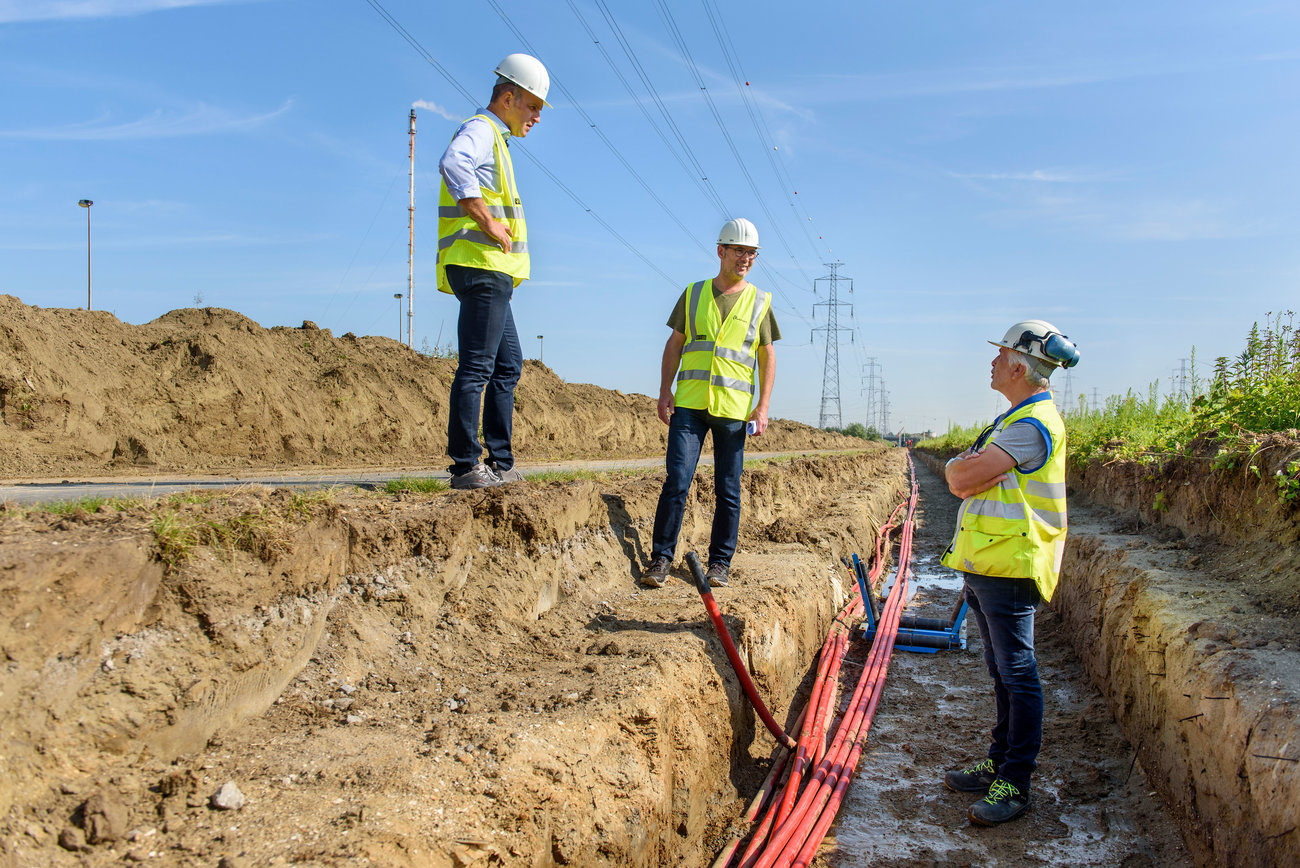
[459,197,513,252]
[657,391,675,425]
[946,445,1015,499]
[748,406,769,435]
[483,218,513,253]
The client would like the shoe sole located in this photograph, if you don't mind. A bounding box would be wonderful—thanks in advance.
[945,777,994,793]
[640,575,668,589]
[968,796,1031,826]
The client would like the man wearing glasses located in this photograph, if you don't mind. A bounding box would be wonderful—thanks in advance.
[940,320,1080,825]
[641,218,780,589]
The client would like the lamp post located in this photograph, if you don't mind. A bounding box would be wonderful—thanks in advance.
[77,199,93,310]
[536,335,544,364]
[394,293,404,343]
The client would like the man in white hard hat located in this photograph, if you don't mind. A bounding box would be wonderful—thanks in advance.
[642,218,781,589]
[940,320,1080,825]
[436,53,551,489]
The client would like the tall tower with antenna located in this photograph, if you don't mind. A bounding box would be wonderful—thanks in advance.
[813,262,853,429]
[406,108,416,348]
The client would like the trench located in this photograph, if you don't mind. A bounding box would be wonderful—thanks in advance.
[3,447,1296,867]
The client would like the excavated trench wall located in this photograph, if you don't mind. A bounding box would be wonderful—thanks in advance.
[918,446,1300,868]
[0,450,909,866]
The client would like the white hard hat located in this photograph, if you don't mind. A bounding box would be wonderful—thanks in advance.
[989,319,1080,369]
[494,53,552,107]
[717,217,760,249]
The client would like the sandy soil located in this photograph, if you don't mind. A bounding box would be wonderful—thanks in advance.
[0,296,855,481]
[1,298,1297,866]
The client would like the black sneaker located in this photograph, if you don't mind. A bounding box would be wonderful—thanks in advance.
[450,463,503,490]
[969,777,1031,825]
[945,757,998,793]
[705,563,729,587]
[641,556,671,589]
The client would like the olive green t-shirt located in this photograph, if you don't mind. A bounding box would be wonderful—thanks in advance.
[666,282,781,345]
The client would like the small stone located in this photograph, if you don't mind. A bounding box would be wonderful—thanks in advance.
[58,827,90,852]
[82,790,129,843]
[218,856,250,868]
[339,683,356,696]
[210,782,245,811]
[346,714,364,725]
[125,849,149,862]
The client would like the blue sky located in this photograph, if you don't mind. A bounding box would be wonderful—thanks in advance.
[3,1,1298,433]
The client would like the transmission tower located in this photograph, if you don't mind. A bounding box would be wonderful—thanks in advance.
[860,357,879,431]
[812,262,853,429]
[1059,369,1073,413]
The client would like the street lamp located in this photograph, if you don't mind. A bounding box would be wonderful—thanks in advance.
[77,199,93,310]
[536,334,544,364]
[394,293,403,343]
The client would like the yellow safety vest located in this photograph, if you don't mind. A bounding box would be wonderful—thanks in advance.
[674,280,771,421]
[436,114,529,293]
[940,393,1068,601]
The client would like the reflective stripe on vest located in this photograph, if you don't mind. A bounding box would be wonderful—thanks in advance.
[436,114,529,292]
[674,280,771,421]
[940,392,1068,601]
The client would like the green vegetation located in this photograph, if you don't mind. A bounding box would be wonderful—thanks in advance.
[919,313,1300,503]
[824,422,883,441]
[383,476,450,494]
[917,421,990,454]
[1066,312,1300,468]
[151,488,335,568]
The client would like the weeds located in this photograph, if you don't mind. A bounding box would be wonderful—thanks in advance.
[383,477,450,494]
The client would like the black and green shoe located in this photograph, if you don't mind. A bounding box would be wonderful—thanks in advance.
[944,757,998,793]
[969,777,1031,825]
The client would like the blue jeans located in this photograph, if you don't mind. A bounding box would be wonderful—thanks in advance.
[963,571,1043,791]
[651,407,747,568]
[445,265,522,475]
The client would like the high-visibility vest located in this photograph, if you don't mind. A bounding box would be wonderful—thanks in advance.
[940,392,1068,601]
[674,280,772,421]
[436,114,529,293]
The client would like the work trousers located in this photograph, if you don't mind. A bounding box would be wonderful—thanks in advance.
[963,571,1044,791]
[445,265,522,475]
[651,407,748,569]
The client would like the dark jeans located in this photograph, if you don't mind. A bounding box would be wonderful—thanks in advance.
[445,265,522,475]
[963,571,1043,790]
[651,407,747,568]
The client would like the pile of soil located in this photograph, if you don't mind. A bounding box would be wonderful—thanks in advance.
[0,296,856,480]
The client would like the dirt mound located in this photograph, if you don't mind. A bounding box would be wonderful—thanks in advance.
[0,295,857,480]
[0,450,902,866]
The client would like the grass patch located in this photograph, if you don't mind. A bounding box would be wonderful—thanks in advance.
[383,477,450,494]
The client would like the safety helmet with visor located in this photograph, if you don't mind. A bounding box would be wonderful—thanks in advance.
[494,53,552,107]
[989,319,1080,369]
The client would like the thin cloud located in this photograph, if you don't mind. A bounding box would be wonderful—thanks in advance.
[412,100,459,122]
[0,99,292,140]
[0,0,247,23]
[950,169,1089,183]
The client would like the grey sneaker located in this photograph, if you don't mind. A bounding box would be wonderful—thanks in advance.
[705,563,730,587]
[450,462,503,490]
[641,556,671,588]
[945,757,998,793]
[490,463,526,483]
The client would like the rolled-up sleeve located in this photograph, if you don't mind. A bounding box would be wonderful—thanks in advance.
[438,117,497,202]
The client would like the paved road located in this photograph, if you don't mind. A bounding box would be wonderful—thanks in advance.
[0,451,835,506]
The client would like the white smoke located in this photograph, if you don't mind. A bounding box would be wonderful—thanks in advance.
[412,100,458,121]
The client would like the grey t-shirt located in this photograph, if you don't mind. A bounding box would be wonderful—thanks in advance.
[990,421,1049,472]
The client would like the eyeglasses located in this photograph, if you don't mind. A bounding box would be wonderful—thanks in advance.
[725,246,759,260]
